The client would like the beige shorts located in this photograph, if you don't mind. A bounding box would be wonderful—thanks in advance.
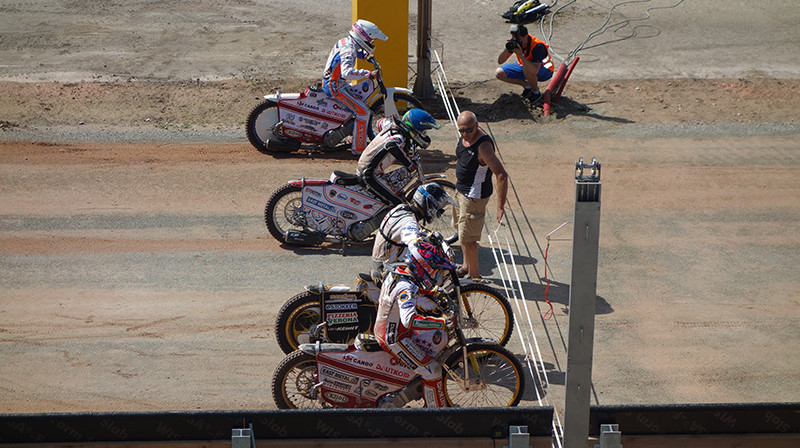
[452,191,490,243]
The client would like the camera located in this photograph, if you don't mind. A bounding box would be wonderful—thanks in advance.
[505,37,521,52]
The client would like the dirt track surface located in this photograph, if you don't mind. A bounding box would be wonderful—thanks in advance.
[1,0,800,414]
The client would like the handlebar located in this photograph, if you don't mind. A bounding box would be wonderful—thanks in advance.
[366,56,387,97]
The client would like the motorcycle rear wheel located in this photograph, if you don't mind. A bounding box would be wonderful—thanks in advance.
[264,184,305,243]
[246,100,299,154]
[272,350,325,409]
[274,291,322,355]
[442,342,525,407]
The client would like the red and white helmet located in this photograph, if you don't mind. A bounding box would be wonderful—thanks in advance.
[405,241,455,290]
[349,19,388,54]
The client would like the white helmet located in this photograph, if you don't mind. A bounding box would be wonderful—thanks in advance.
[349,19,388,54]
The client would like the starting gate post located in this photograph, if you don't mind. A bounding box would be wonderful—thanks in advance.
[563,157,602,448]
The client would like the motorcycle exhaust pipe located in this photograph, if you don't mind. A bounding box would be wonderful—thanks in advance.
[285,229,327,246]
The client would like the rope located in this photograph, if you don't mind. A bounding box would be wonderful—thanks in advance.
[433,52,567,448]
[543,239,554,320]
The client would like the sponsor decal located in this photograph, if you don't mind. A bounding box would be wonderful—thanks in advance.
[332,324,359,331]
[297,101,321,112]
[398,291,410,302]
[325,379,354,392]
[372,382,389,392]
[320,107,349,119]
[365,390,378,398]
[349,198,362,205]
[326,311,358,325]
[323,391,349,404]
[363,204,374,210]
[400,338,428,362]
[375,361,411,378]
[386,322,397,345]
[325,302,358,310]
[321,366,359,384]
[397,352,419,370]
[306,188,322,197]
[361,379,390,392]
[328,294,359,301]
[343,354,374,368]
[328,190,337,198]
[339,210,357,220]
[337,193,349,200]
[306,196,335,212]
[432,330,443,345]
[412,318,444,329]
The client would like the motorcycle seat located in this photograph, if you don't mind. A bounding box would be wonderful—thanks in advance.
[357,272,375,284]
[332,170,361,186]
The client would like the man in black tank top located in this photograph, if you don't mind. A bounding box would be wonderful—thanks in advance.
[452,111,509,282]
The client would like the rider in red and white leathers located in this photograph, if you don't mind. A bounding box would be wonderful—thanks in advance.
[374,241,454,407]
[322,20,387,154]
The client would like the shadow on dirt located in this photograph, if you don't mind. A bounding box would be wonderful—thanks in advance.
[421,91,634,125]
[472,247,613,315]
[279,241,374,257]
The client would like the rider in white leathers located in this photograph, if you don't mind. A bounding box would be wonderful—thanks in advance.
[322,20,387,155]
[370,182,456,285]
[357,109,441,207]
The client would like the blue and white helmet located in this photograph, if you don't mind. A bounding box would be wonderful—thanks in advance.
[413,183,456,223]
[350,19,387,54]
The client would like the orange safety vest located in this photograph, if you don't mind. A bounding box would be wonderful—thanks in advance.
[516,34,554,73]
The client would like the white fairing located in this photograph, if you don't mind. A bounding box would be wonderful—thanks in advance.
[301,182,384,236]
[316,348,414,407]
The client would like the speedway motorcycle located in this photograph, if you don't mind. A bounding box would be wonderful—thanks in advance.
[246,57,423,154]
[274,272,515,355]
[271,266,526,409]
[264,158,456,246]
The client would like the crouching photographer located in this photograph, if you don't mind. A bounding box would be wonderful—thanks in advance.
[495,24,555,103]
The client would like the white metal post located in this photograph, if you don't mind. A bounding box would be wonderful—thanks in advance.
[563,158,602,448]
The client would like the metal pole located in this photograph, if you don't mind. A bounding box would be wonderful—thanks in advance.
[413,0,435,99]
[563,157,602,448]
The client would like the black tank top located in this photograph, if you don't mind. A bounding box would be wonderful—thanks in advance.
[455,134,495,199]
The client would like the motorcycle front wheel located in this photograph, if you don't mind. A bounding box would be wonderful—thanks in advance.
[443,342,525,407]
[264,184,305,243]
[272,350,325,409]
[368,92,425,139]
[458,283,514,347]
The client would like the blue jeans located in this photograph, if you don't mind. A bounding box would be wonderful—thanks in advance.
[499,62,553,85]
